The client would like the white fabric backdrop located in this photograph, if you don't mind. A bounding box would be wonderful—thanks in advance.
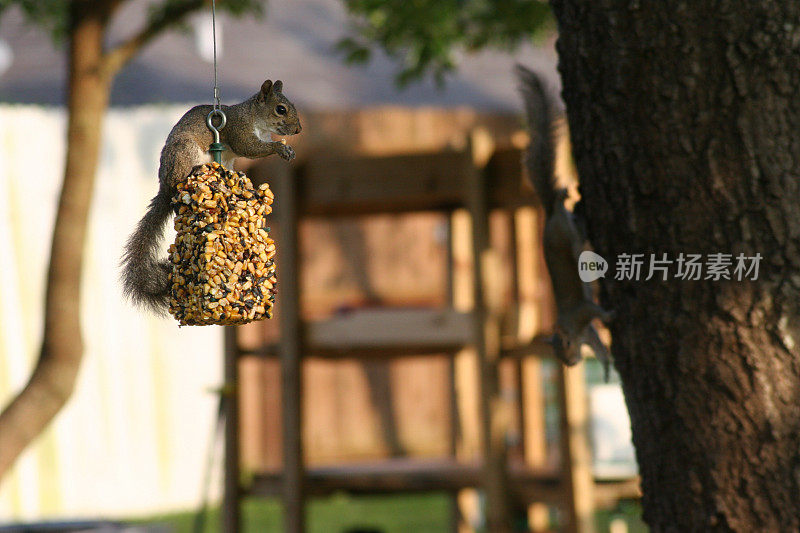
[0,104,224,520]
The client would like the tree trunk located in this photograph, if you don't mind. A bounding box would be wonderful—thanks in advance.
[0,2,111,478]
[550,1,800,530]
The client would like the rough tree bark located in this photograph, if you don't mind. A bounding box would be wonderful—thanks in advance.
[0,0,205,480]
[551,1,800,531]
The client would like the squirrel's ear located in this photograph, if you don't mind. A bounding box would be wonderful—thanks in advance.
[261,80,273,95]
[273,80,283,93]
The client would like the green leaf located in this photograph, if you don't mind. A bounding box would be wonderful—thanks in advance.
[0,0,265,44]
[0,0,68,42]
[336,37,372,64]
[339,0,553,87]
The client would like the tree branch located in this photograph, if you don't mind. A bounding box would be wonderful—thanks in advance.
[100,0,205,78]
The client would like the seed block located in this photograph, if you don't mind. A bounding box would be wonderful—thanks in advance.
[168,162,277,326]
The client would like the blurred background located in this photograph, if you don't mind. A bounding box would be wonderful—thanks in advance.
[0,1,640,531]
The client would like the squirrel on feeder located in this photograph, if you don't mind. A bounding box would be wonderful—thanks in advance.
[516,65,614,379]
[121,79,301,314]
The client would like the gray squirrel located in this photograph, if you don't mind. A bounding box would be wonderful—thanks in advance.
[121,79,301,313]
[516,65,614,379]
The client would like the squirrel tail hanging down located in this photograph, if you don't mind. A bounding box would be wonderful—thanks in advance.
[121,186,173,314]
[516,64,614,379]
[516,65,557,219]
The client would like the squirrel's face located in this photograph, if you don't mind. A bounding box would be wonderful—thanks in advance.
[257,79,302,136]
[549,328,582,366]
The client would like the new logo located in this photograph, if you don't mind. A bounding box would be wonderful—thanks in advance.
[578,251,608,282]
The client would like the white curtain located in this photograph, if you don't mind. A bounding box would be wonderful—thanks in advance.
[0,105,224,520]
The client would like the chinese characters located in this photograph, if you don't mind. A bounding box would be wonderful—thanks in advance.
[613,253,761,281]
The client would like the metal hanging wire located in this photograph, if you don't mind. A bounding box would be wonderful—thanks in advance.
[211,0,221,111]
[206,0,226,163]
[193,3,229,530]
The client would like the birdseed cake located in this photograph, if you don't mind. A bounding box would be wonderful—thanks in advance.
[168,162,277,326]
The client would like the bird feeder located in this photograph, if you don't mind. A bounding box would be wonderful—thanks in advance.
[167,161,277,326]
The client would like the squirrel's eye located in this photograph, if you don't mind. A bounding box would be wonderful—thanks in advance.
[275,104,287,116]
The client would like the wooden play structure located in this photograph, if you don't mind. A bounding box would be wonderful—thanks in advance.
[218,113,639,533]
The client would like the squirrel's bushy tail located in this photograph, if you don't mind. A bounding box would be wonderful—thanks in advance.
[121,188,173,314]
[516,64,557,216]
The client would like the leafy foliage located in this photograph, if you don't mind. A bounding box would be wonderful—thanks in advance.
[0,0,68,40]
[0,0,264,45]
[146,0,265,26]
[338,0,552,85]
[142,0,264,41]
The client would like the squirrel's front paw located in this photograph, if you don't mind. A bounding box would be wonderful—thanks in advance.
[276,143,295,161]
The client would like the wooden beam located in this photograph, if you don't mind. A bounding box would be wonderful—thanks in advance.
[299,151,472,216]
[558,363,597,533]
[240,324,554,360]
[500,336,553,359]
[444,213,463,533]
[239,309,477,360]
[273,147,537,218]
[465,131,513,533]
[245,459,640,506]
[277,165,305,533]
[247,459,560,501]
[307,308,474,351]
[450,209,482,533]
[222,327,240,533]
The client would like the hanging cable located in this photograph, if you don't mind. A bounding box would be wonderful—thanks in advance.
[206,0,226,164]
[211,0,220,111]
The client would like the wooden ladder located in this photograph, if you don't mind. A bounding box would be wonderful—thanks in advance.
[221,132,638,533]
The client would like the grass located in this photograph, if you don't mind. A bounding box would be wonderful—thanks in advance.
[136,493,648,532]
[137,493,453,533]
[595,500,648,533]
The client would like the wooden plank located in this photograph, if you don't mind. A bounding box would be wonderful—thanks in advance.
[237,109,524,171]
[450,209,482,533]
[504,208,549,531]
[238,309,476,359]
[248,460,481,496]
[307,308,473,352]
[444,213,462,533]
[222,327,240,533]
[248,459,559,501]
[292,148,535,218]
[558,364,596,533]
[465,131,513,533]
[305,345,464,360]
[299,151,472,216]
[500,336,553,359]
[246,461,639,507]
[521,358,550,532]
[245,344,467,361]
[511,206,551,531]
[238,356,265,472]
[388,356,451,457]
[277,166,305,533]
[259,359,283,471]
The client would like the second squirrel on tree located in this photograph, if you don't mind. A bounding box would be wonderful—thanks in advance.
[516,65,614,380]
